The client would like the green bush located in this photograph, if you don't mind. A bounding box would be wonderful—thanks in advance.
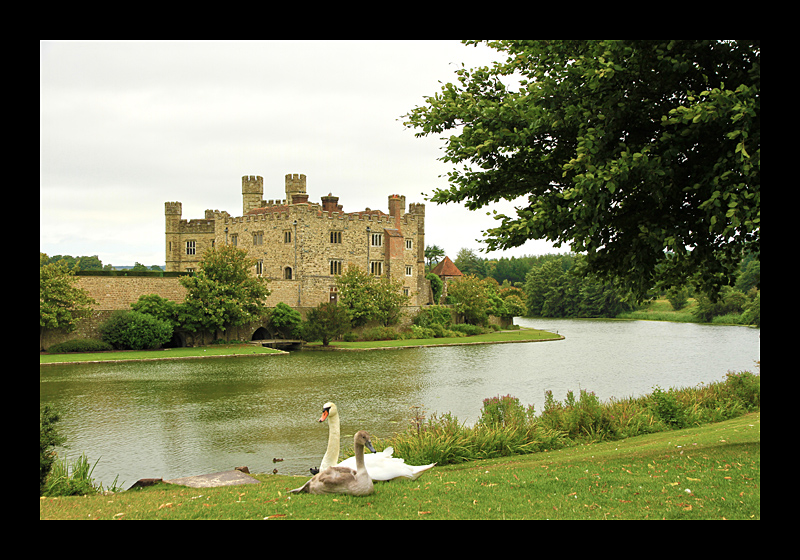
[99,311,173,350]
[46,339,113,353]
[361,326,403,341]
[40,405,65,495]
[649,385,688,429]
[413,305,452,329]
[450,323,486,336]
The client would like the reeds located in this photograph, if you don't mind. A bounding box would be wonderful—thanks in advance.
[380,369,760,466]
[43,453,123,497]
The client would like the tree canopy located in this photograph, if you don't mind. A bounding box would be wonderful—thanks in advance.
[404,40,760,299]
[178,245,271,336]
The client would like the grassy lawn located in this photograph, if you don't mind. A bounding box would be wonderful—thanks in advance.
[40,344,286,365]
[616,298,698,323]
[39,412,759,520]
[304,327,562,350]
[40,328,562,364]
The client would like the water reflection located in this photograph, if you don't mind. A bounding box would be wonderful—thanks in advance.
[40,319,759,487]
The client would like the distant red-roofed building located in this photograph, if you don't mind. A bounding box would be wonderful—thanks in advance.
[430,256,463,303]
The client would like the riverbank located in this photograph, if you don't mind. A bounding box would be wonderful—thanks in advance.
[39,411,760,520]
[39,327,562,365]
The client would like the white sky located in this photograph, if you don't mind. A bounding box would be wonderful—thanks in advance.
[40,40,561,267]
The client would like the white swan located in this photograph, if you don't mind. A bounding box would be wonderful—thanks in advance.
[317,402,436,482]
[290,430,375,496]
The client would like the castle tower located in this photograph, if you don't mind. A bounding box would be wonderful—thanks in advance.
[285,173,307,205]
[165,202,183,272]
[242,175,264,214]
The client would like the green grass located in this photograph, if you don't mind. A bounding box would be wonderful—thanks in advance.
[39,412,759,520]
[304,327,562,350]
[40,329,563,364]
[616,298,699,323]
[39,344,286,364]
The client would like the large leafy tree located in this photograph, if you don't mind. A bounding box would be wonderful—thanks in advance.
[40,252,96,350]
[404,40,760,299]
[178,245,271,337]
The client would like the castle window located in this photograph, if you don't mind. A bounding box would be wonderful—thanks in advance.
[370,261,383,276]
[231,234,238,246]
[403,287,410,297]
[405,265,413,276]
[330,260,342,275]
[406,239,413,250]
[253,231,263,246]
[284,266,293,280]
[371,233,383,247]
[186,241,196,255]
[284,230,292,243]
[330,231,342,244]
[256,260,263,276]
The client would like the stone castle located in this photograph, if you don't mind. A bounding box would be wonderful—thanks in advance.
[165,173,429,308]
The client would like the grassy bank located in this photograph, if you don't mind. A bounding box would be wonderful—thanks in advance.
[39,328,561,364]
[39,344,286,365]
[39,411,759,520]
[304,327,562,350]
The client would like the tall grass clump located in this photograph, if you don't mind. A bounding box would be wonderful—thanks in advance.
[381,370,759,466]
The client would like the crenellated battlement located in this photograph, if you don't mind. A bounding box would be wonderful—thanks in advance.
[165,171,427,307]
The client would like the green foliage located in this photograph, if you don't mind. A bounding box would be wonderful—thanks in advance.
[692,285,748,323]
[523,255,632,318]
[178,245,271,336]
[46,339,113,353]
[665,286,690,311]
[649,386,688,429]
[478,394,530,428]
[384,371,759,468]
[447,274,490,325]
[131,294,180,329]
[303,302,351,346]
[267,302,302,339]
[426,272,443,303]
[412,305,452,329]
[39,253,97,345]
[424,244,446,269]
[335,265,410,327]
[404,40,760,300]
[40,405,66,495]
[99,310,173,350]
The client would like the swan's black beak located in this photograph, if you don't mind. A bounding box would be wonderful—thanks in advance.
[366,439,376,454]
[319,408,330,422]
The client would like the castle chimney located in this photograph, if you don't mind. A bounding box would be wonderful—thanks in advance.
[321,193,340,213]
[388,194,405,231]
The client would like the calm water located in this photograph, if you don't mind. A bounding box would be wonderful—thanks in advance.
[39,318,759,488]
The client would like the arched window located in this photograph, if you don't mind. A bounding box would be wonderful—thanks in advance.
[284,266,293,280]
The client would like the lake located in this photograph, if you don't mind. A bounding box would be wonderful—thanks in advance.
[39,318,760,488]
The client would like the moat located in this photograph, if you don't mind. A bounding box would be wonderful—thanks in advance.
[39,318,759,489]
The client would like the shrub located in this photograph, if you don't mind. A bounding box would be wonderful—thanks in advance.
[361,326,403,341]
[478,394,529,428]
[413,305,452,328]
[99,310,173,350]
[267,302,303,339]
[450,323,486,336]
[304,302,351,346]
[46,339,113,353]
[649,385,688,429]
[40,405,65,495]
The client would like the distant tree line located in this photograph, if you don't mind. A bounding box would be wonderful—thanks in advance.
[435,246,759,324]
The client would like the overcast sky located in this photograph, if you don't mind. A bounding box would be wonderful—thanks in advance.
[40,40,561,267]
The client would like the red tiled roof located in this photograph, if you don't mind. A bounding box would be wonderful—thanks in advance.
[430,256,462,277]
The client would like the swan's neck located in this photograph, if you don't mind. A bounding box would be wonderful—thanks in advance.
[353,441,366,474]
[320,412,341,470]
